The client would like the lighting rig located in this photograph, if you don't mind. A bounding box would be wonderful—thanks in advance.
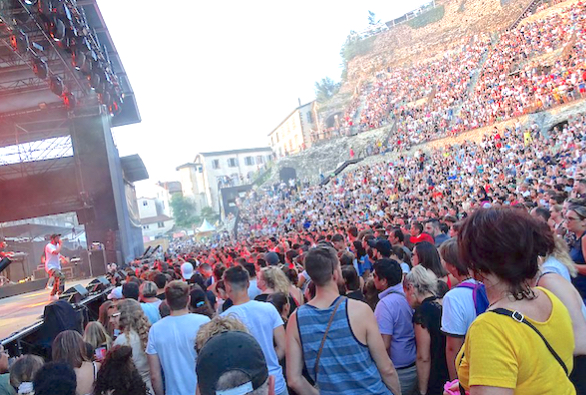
[0,0,123,115]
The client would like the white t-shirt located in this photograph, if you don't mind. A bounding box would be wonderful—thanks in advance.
[441,279,479,337]
[221,300,286,394]
[44,243,60,272]
[542,256,571,282]
[146,313,210,395]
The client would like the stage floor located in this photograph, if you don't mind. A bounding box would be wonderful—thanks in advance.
[0,279,92,340]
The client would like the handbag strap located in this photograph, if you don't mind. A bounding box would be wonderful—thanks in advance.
[314,296,345,383]
[490,308,568,376]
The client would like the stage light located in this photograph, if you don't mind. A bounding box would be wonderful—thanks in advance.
[109,99,121,116]
[37,0,52,21]
[24,0,38,5]
[9,30,29,53]
[48,17,66,41]
[63,92,75,110]
[71,50,86,71]
[88,70,101,91]
[32,57,48,79]
[49,76,63,96]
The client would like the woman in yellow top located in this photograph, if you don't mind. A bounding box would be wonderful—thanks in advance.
[453,207,576,395]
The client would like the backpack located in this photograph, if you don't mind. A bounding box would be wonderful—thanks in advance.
[456,282,489,316]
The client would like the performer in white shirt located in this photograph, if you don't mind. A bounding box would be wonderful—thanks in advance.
[45,234,65,300]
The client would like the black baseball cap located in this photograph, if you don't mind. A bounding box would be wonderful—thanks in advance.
[196,331,269,395]
[368,238,392,257]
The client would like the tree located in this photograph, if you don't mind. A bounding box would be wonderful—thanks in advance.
[200,206,219,225]
[314,77,341,103]
[368,10,380,25]
[170,194,198,229]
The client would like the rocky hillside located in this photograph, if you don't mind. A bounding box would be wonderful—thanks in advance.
[341,0,529,94]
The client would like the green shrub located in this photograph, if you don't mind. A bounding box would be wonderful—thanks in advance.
[407,5,445,29]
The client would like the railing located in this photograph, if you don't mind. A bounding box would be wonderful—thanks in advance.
[509,0,544,30]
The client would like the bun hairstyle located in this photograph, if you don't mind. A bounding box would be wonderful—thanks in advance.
[458,207,552,300]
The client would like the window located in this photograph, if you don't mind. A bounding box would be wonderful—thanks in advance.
[142,201,148,207]
[307,111,313,123]
[228,158,238,167]
[212,159,220,169]
[157,222,165,228]
[256,155,264,164]
[244,156,254,166]
[142,225,149,230]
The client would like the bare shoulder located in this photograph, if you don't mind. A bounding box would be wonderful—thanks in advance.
[347,298,375,317]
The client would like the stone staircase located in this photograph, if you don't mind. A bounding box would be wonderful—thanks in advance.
[510,0,545,30]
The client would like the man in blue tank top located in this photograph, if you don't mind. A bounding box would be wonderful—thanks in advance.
[286,245,401,395]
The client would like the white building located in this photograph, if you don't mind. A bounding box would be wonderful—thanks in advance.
[177,147,273,213]
[268,101,318,158]
[138,183,175,241]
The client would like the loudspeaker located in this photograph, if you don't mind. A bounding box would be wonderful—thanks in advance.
[86,276,109,293]
[89,249,107,276]
[0,257,12,273]
[60,284,89,304]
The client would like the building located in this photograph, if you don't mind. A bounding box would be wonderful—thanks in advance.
[138,183,175,241]
[176,147,273,213]
[268,100,318,158]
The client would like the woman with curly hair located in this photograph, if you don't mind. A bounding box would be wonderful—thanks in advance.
[112,299,152,393]
[93,345,147,395]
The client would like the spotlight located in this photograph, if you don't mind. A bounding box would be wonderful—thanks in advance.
[71,50,86,71]
[88,71,101,91]
[9,30,29,52]
[48,17,66,41]
[33,57,48,79]
[109,99,121,116]
[49,76,63,96]
[37,0,53,21]
[63,92,75,110]
[24,0,39,5]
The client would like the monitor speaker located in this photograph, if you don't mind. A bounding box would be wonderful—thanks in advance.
[86,276,110,293]
[60,284,89,304]
[89,249,107,276]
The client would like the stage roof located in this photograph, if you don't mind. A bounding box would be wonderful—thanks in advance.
[0,0,141,127]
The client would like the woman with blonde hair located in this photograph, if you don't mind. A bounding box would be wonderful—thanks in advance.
[254,266,299,312]
[83,321,112,361]
[112,299,153,393]
[403,265,449,395]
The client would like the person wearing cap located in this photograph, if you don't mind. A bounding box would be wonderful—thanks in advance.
[45,234,65,301]
[196,325,275,395]
[220,266,287,395]
[181,261,194,281]
[264,252,280,266]
[146,280,210,395]
[287,246,401,395]
[107,286,123,301]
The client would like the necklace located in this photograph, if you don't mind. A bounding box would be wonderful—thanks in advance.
[488,293,512,309]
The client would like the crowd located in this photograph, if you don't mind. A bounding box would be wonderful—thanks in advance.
[1,111,585,395]
[1,3,586,395]
[329,1,586,150]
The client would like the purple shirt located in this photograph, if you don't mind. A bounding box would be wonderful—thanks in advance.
[374,283,416,368]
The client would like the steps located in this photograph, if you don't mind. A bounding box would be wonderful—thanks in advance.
[510,0,545,30]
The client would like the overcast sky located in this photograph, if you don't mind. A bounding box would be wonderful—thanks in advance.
[97,0,430,196]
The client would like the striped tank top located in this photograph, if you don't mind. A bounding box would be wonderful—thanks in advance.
[296,296,393,395]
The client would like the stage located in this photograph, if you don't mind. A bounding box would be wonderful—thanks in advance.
[0,279,92,341]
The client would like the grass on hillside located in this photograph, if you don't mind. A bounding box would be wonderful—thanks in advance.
[407,5,446,29]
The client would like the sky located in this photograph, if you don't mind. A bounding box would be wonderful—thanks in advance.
[97,0,431,196]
